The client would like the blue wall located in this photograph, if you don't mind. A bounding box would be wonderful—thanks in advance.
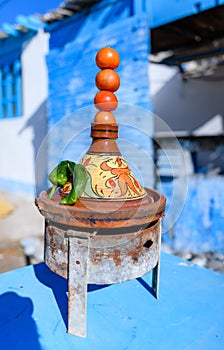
[46,0,154,188]
[148,0,224,28]
[46,0,152,126]
[0,30,35,66]
[161,176,224,254]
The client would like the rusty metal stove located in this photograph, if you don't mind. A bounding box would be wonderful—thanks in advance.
[35,48,166,337]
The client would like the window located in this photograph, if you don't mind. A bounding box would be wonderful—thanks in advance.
[0,59,22,119]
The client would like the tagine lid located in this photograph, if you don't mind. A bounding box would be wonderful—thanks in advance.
[36,47,167,227]
[78,47,148,202]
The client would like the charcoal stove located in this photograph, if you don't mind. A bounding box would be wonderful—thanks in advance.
[35,47,166,337]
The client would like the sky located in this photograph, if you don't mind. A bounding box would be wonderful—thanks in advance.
[0,0,62,26]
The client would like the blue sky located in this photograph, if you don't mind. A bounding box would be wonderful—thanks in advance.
[0,0,62,25]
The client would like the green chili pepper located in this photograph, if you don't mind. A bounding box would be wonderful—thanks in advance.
[48,160,69,186]
[48,160,76,199]
[67,161,76,175]
[60,164,89,205]
[48,184,58,199]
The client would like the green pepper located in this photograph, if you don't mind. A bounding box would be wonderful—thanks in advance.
[48,160,76,199]
[67,161,76,175]
[60,164,89,205]
[48,184,58,200]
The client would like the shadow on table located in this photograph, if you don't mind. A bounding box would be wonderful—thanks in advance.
[33,263,156,334]
[33,263,110,330]
[0,292,42,350]
[34,263,68,329]
[137,277,157,298]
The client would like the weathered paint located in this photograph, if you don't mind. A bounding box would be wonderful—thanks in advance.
[44,219,161,284]
[161,175,224,253]
[68,235,90,337]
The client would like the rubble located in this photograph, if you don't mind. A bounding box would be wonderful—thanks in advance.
[20,236,44,265]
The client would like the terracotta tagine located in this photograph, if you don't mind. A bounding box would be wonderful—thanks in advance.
[35,47,166,338]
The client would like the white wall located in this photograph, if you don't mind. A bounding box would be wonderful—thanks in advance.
[150,62,224,135]
[0,30,49,196]
[149,63,177,98]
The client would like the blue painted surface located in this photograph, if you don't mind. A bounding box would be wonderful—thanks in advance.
[16,15,44,31]
[0,252,223,349]
[0,177,35,197]
[161,176,224,253]
[46,0,137,49]
[0,31,35,66]
[47,7,152,126]
[2,22,19,36]
[0,60,22,119]
[4,64,13,118]
[0,0,61,26]
[0,69,2,118]
[148,0,223,28]
[14,59,22,117]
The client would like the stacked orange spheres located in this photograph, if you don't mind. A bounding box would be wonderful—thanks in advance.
[94,47,120,123]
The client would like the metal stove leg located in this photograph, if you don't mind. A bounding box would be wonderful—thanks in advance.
[152,221,162,299]
[67,233,90,337]
[152,260,160,299]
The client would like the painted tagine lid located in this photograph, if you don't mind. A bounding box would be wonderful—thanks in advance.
[79,47,146,201]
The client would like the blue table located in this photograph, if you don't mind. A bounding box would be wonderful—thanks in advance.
[0,252,223,350]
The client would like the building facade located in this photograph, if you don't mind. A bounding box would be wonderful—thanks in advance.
[0,0,223,253]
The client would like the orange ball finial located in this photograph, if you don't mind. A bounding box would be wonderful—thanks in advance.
[95,69,120,92]
[95,47,120,69]
[94,91,118,111]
